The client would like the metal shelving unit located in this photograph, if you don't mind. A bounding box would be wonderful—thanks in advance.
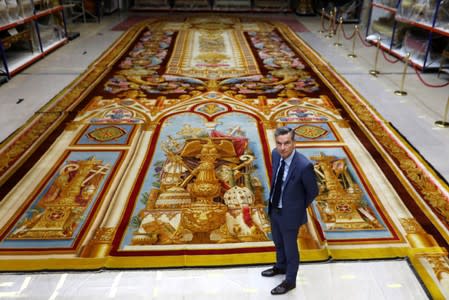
[366,0,449,71]
[0,1,68,79]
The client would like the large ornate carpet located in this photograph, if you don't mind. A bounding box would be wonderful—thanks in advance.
[1,16,449,298]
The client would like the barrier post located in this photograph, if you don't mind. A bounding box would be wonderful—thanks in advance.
[394,53,410,96]
[334,17,343,47]
[435,96,449,128]
[348,25,358,58]
[318,8,325,33]
[369,37,381,76]
[332,7,338,34]
[325,11,334,38]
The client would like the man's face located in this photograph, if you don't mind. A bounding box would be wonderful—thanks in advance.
[275,133,295,159]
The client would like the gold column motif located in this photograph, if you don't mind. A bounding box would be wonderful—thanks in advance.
[400,218,438,248]
[80,227,116,258]
[421,254,449,282]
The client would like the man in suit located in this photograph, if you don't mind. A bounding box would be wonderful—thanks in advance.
[261,126,319,295]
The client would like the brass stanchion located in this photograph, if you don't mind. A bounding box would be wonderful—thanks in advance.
[435,96,449,128]
[334,17,343,47]
[347,25,358,58]
[369,37,381,76]
[318,8,325,33]
[332,7,338,35]
[325,11,334,38]
[394,53,410,96]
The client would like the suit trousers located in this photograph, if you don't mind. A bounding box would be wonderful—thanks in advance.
[270,208,300,284]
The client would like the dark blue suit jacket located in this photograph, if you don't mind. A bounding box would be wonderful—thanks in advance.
[269,149,319,229]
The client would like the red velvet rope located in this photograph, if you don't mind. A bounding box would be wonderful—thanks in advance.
[328,16,336,33]
[413,65,449,88]
[322,19,331,31]
[381,49,401,64]
[330,21,336,32]
[357,30,375,47]
[341,25,356,40]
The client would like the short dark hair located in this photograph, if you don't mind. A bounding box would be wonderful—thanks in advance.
[274,126,294,140]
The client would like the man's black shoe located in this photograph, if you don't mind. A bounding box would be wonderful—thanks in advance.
[261,267,286,277]
[270,280,296,295]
